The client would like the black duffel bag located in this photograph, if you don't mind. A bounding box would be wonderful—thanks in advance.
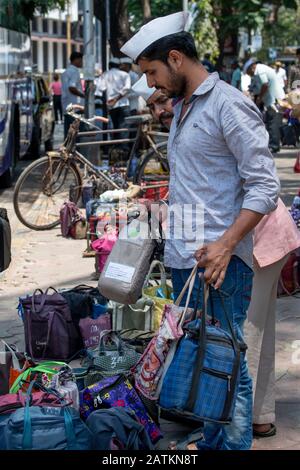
[61,285,107,320]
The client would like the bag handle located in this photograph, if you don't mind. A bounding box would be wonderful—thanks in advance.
[176,265,198,328]
[185,275,240,413]
[22,381,76,450]
[144,260,167,292]
[175,264,198,307]
[9,361,66,393]
[98,330,122,354]
[0,340,21,371]
[31,287,58,314]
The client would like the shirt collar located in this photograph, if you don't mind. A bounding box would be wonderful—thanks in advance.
[173,72,220,118]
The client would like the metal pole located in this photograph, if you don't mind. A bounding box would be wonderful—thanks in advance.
[83,0,95,119]
[183,0,188,12]
[66,5,71,60]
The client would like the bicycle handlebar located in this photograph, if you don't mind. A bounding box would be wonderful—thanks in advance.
[65,104,109,126]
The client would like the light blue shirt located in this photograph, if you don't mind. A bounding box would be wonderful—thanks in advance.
[251,63,285,108]
[61,64,84,112]
[164,73,280,269]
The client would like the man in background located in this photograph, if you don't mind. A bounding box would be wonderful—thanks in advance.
[274,61,287,94]
[245,59,284,153]
[231,59,242,90]
[288,48,300,91]
[61,51,84,138]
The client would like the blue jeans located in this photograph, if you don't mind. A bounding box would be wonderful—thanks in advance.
[171,256,253,450]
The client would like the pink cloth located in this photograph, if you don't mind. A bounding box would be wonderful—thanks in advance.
[50,81,62,96]
[254,198,300,267]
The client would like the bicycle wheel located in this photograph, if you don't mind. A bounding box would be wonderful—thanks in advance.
[13,155,82,230]
[135,142,169,185]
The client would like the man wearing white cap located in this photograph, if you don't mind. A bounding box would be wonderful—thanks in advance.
[132,74,174,129]
[119,57,141,114]
[122,12,280,451]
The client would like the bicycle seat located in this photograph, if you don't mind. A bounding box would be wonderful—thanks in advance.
[124,114,153,124]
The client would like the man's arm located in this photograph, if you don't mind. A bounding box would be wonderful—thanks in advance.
[195,98,280,287]
[69,86,84,99]
[107,73,131,107]
[256,82,269,104]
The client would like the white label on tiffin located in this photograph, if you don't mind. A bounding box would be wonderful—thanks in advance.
[105,262,135,282]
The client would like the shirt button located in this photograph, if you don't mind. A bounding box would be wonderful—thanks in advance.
[193,123,198,128]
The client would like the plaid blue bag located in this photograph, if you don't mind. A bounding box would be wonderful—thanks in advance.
[159,279,244,424]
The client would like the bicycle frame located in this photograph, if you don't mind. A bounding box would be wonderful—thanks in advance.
[59,111,169,191]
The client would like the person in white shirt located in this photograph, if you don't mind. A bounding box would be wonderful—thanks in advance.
[61,51,85,138]
[119,57,142,114]
[245,59,284,153]
[101,58,131,133]
[275,61,287,93]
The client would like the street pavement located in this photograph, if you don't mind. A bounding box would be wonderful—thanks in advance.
[0,130,300,449]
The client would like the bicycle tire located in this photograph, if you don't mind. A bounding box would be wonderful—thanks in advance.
[13,155,82,231]
[134,141,169,185]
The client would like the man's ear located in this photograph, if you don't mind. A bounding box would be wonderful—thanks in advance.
[167,50,183,70]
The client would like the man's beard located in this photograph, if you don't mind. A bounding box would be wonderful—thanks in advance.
[159,112,173,128]
[159,69,187,99]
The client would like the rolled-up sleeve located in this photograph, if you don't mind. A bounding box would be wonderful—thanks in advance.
[221,98,280,215]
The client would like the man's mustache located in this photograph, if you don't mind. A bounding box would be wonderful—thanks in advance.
[159,112,173,124]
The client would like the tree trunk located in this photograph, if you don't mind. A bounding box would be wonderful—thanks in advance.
[94,0,131,57]
[141,0,151,20]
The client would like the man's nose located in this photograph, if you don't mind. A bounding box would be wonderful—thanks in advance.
[147,76,155,88]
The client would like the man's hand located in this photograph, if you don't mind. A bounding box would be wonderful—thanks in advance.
[107,97,118,107]
[194,239,234,289]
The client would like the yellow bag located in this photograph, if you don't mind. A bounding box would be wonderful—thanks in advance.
[143,260,173,331]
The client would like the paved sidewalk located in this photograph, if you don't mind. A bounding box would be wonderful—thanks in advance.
[0,142,299,450]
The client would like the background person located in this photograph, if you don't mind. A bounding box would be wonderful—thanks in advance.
[50,73,63,123]
[244,199,300,438]
[61,51,85,138]
[245,58,284,153]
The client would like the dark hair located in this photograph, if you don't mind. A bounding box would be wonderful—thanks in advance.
[53,73,59,81]
[70,51,83,63]
[297,48,300,56]
[137,31,199,64]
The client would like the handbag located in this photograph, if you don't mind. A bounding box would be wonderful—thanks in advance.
[79,314,112,349]
[0,381,92,450]
[143,260,174,331]
[294,152,300,173]
[61,284,107,320]
[19,287,83,361]
[112,297,155,331]
[159,277,243,424]
[132,266,198,400]
[84,331,141,379]
[79,374,162,444]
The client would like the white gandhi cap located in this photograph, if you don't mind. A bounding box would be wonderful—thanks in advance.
[132,74,156,102]
[121,11,190,61]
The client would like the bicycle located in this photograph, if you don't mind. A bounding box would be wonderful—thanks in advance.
[13,105,169,231]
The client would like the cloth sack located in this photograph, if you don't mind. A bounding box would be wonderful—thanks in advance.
[159,279,243,424]
[92,226,118,273]
[60,201,87,239]
[86,407,154,450]
[61,284,107,320]
[132,266,198,400]
[98,218,158,304]
[277,249,300,296]
[79,374,162,444]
